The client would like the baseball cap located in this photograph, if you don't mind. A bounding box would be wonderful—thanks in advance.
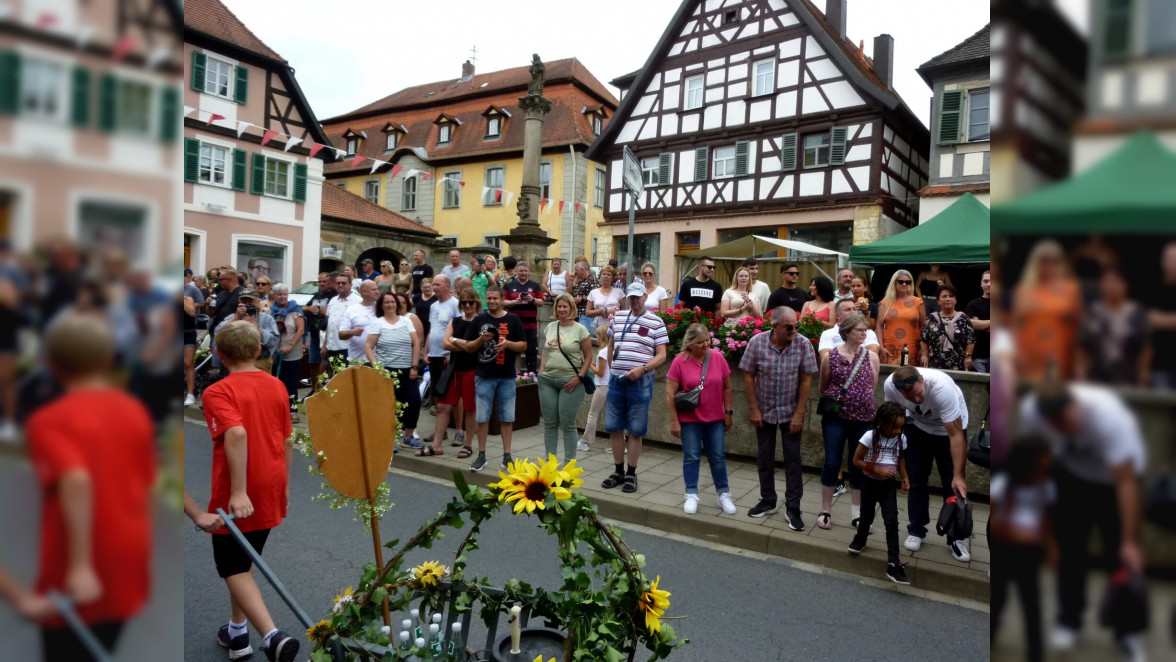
[238,288,260,301]
[608,258,618,267]
[361,258,374,265]
[625,281,645,297]
[183,267,193,276]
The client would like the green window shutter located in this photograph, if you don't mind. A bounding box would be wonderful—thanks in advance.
[657,153,672,186]
[191,51,206,92]
[232,149,247,191]
[159,86,179,142]
[780,133,798,171]
[98,73,117,132]
[70,66,90,127]
[1104,0,1133,60]
[694,146,709,182]
[0,51,21,115]
[734,140,750,176]
[251,153,266,195]
[183,138,200,183]
[293,162,308,202]
[937,90,964,145]
[829,127,848,165]
[234,65,248,104]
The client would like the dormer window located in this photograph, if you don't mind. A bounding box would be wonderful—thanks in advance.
[434,114,460,147]
[438,125,452,144]
[592,116,603,136]
[382,122,407,152]
[487,116,501,138]
[342,128,363,156]
[386,133,397,150]
[581,105,607,137]
[481,106,510,141]
[346,139,357,155]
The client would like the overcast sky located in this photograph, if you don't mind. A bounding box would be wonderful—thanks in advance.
[224,0,991,128]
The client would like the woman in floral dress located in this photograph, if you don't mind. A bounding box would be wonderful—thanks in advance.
[919,284,975,371]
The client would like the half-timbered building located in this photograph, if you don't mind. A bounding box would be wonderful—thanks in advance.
[585,0,929,284]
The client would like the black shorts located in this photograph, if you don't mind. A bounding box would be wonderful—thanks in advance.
[42,620,124,662]
[183,329,198,347]
[211,528,271,578]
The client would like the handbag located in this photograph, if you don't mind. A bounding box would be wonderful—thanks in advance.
[967,407,990,468]
[817,346,868,416]
[554,323,595,394]
[673,350,711,412]
[430,356,458,398]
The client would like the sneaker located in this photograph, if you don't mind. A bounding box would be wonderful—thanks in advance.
[850,518,874,535]
[500,453,513,471]
[904,535,923,552]
[577,440,590,452]
[0,421,17,443]
[1117,634,1145,662]
[1051,626,1078,651]
[683,494,699,515]
[263,630,300,662]
[184,393,197,407]
[469,453,487,472]
[290,412,300,424]
[717,493,736,515]
[217,624,253,660]
[450,430,464,447]
[783,508,805,531]
[847,535,867,555]
[832,482,847,498]
[747,501,779,518]
[950,540,971,563]
[885,562,910,585]
[401,437,424,450]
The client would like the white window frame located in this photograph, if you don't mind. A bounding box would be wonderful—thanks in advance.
[438,124,452,145]
[712,146,737,179]
[802,133,830,168]
[69,190,159,270]
[592,115,602,135]
[684,75,704,110]
[594,167,606,207]
[442,170,462,208]
[753,59,775,96]
[346,138,357,155]
[229,234,293,287]
[483,166,505,205]
[641,157,659,186]
[385,132,397,151]
[540,161,552,199]
[263,155,292,199]
[198,143,230,188]
[364,179,380,204]
[966,87,990,142]
[203,56,233,99]
[20,55,66,122]
[486,116,501,138]
[402,176,417,211]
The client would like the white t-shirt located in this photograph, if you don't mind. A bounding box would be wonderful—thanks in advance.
[883,368,968,436]
[341,303,377,360]
[750,280,771,313]
[593,345,611,387]
[1019,384,1145,484]
[990,473,1055,539]
[587,287,623,317]
[858,430,907,478]
[325,292,359,351]
[818,326,880,352]
[643,285,669,313]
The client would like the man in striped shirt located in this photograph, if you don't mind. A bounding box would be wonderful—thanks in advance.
[602,281,669,494]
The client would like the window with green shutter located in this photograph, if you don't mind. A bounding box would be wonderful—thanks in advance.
[251,153,266,195]
[937,90,964,145]
[232,149,247,191]
[184,138,200,183]
[0,51,21,115]
[234,65,248,104]
[829,127,848,165]
[1104,0,1133,60]
[780,133,798,171]
[658,153,672,186]
[71,66,90,127]
[159,86,178,142]
[734,140,750,176]
[293,163,308,202]
[694,146,709,182]
[97,73,117,132]
[191,51,206,92]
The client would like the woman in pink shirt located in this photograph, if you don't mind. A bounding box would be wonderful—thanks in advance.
[666,323,736,516]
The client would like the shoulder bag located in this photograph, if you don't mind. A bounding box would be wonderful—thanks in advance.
[673,350,711,412]
[967,407,990,468]
[817,346,869,416]
[555,323,595,394]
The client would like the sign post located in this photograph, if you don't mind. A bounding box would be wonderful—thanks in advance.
[621,146,643,285]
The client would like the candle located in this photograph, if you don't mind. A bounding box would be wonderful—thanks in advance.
[509,604,522,654]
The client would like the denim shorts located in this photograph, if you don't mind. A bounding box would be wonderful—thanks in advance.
[604,372,654,437]
[475,376,516,424]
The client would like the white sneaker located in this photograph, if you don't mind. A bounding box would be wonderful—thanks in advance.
[717,493,736,515]
[577,440,590,452]
[1118,633,1146,662]
[183,393,197,406]
[683,494,699,515]
[1051,626,1078,651]
[0,421,17,443]
[904,535,923,552]
[950,539,971,562]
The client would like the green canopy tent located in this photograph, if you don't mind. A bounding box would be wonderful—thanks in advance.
[849,192,991,265]
[993,130,1176,234]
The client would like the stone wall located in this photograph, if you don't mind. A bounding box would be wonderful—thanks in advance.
[319,220,450,270]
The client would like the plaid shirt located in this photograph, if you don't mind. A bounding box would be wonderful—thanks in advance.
[570,275,600,318]
[738,331,818,424]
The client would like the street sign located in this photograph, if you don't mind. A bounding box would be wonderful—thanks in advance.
[622,145,643,197]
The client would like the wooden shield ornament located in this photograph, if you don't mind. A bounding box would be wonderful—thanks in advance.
[304,366,398,499]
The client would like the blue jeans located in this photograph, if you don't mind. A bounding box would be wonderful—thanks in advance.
[604,373,654,437]
[475,376,516,424]
[577,315,596,333]
[680,420,729,494]
[819,415,870,489]
[308,328,322,364]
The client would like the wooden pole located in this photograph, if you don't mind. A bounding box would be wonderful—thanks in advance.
[350,369,392,628]
[370,506,391,628]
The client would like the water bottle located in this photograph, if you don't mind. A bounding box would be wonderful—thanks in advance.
[447,622,464,661]
[399,631,411,652]
[428,623,442,655]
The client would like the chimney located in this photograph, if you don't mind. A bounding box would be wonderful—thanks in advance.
[825,0,847,40]
[462,60,475,78]
[873,34,894,89]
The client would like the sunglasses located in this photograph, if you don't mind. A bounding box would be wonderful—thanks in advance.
[701,264,714,269]
[894,376,919,389]
[257,282,271,286]
[460,300,477,305]
[642,272,654,276]
[896,280,912,285]
[783,271,799,276]
[778,324,797,331]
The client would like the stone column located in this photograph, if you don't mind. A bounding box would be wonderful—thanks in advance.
[504,93,556,269]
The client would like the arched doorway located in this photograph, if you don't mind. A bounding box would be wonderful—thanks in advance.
[355,247,405,275]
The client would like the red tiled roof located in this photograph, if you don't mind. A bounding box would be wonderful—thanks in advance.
[327,58,617,122]
[323,84,611,175]
[321,184,439,234]
[184,0,285,62]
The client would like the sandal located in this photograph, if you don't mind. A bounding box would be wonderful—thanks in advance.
[415,447,443,457]
[601,473,624,489]
[817,512,832,530]
[622,475,638,493]
[456,446,473,459]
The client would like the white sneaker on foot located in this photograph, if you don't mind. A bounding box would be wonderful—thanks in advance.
[184,393,197,406]
[1051,626,1078,651]
[904,535,923,552]
[950,539,971,562]
[577,440,590,452]
[717,493,736,515]
[683,494,699,515]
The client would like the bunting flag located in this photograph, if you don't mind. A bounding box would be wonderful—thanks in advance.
[404,169,419,179]
[284,137,304,152]
[236,121,250,137]
[575,203,582,213]
[206,113,225,126]
[495,189,503,203]
[504,191,514,206]
[422,172,434,179]
[261,129,279,146]
[112,35,135,61]
[390,164,402,179]
[75,26,94,49]
[146,46,170,69]
[370,159,382,174]
[35,12,58,29]
[558,201,565,214]
[458,180,466,187]
[539,198,548,211]
[308,142,326,159]
[183,105,196,117]
[350,154,366,169]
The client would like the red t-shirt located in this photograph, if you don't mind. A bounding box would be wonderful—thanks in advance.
[201,370,292,534]
[666,349,731,424]
[26,388,156,626]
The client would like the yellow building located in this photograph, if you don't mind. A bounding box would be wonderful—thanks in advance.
[321,59,618,263]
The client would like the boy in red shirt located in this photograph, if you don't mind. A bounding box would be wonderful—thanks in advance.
[21,313,156,661]
[184,320,300,662]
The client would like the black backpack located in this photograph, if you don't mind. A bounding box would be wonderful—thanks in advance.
[936,494,973,540]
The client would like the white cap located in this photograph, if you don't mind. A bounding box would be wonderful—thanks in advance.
[625,281,645,297]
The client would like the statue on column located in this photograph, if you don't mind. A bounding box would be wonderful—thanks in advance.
[528,54,545,97]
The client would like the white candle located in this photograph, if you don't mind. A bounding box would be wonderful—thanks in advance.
[509,604,522,654]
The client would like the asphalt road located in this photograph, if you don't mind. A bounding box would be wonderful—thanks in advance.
[184,421,988,661]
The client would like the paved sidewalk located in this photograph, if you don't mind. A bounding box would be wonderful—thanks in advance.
[183,404,989,603]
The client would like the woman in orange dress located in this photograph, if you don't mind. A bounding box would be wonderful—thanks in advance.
[876,269,926,365]
[1013,240,1082,382]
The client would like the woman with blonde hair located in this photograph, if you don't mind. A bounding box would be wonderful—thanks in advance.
[875,269,926,365]
[720,266,762,324]
[586,266,622,327]
[538,293,592,461]
[638,262,669,313]
[375,260,396,295]
[392,258,413,296]
[1013,239,1081,381]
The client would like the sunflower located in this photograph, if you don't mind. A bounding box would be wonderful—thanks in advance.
[554,457,584,489]
[638,575,671,634]
[331,586,354,614]
[412,560,448,587]
[306,619,333,643]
